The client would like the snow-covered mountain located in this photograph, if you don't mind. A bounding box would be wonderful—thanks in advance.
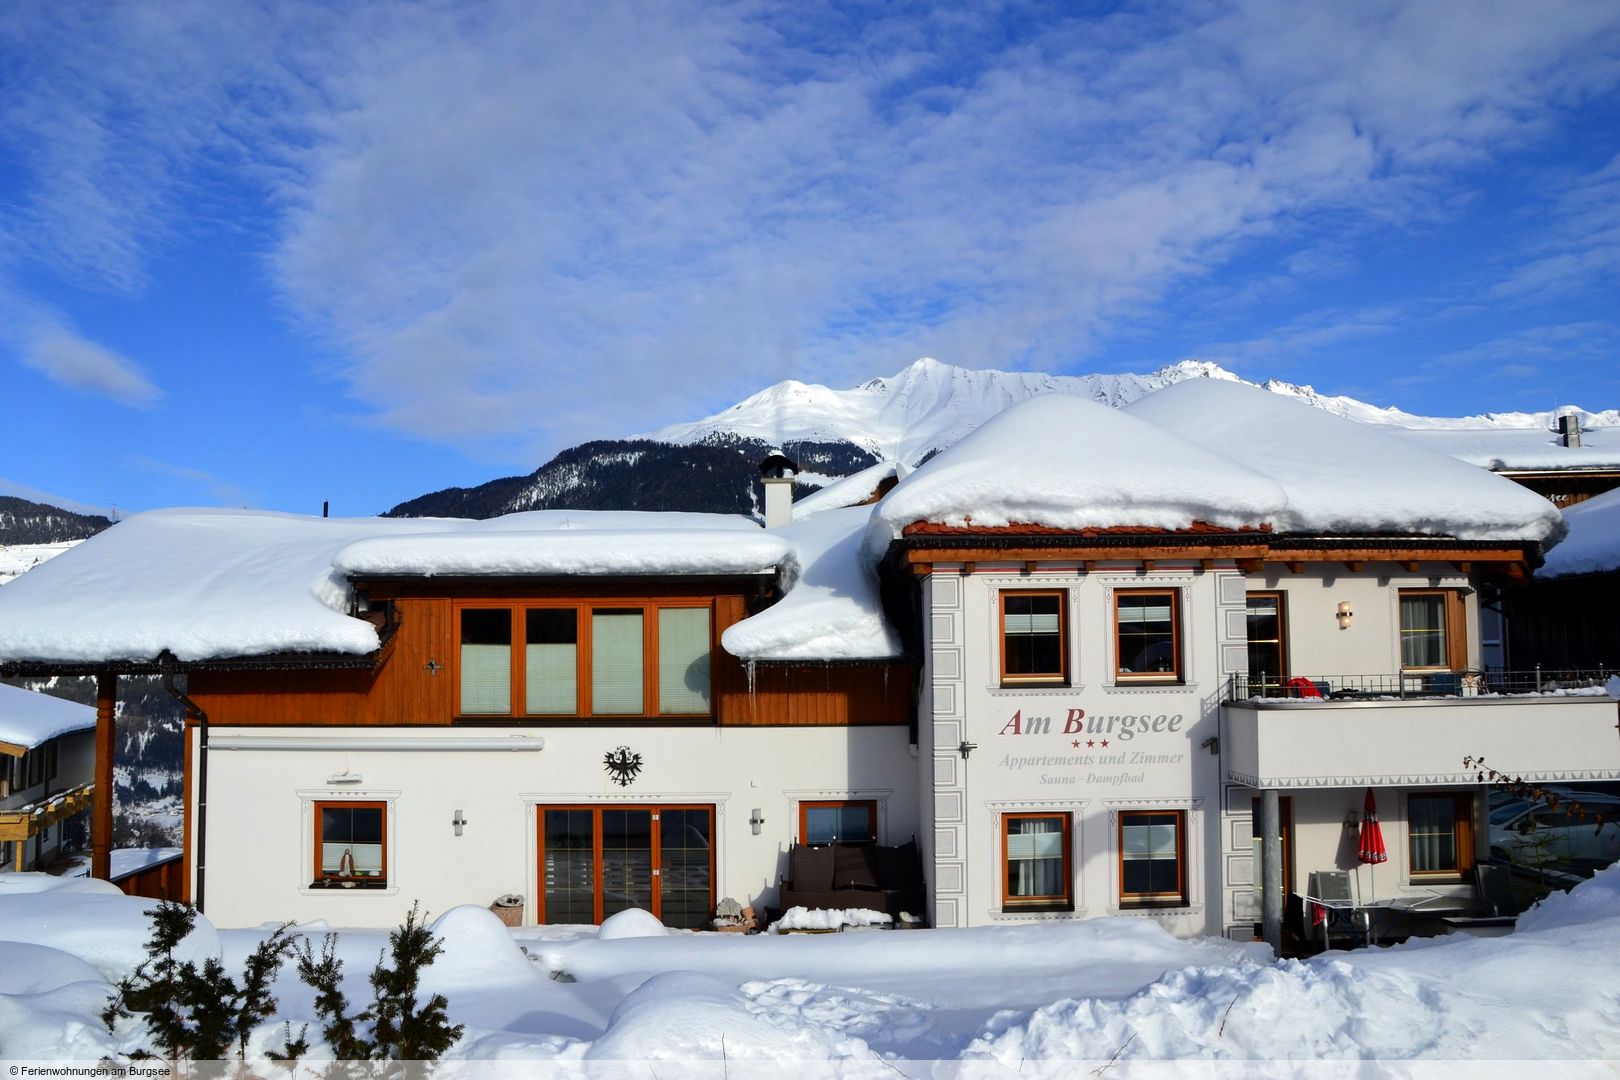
[391,357,1619,519]
[643,357,1620,464]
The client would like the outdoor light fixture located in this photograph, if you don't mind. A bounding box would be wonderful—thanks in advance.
[749,808,765,836]
[1200,736,1219,755]
[452,809,468,837]
[958,740,979,760]
[1343,811,1360,833]
[1336,601,1353,629]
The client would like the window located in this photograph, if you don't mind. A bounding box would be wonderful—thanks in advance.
[1399,590,1467,671]
[1000,591,1066,684]
[313,801,387,888]
[1002,813,1072,909]
[457,601,713,718]
[1409,793,1473,878]
[1115,590,1181,681]
[538,804,714,929]
[1245,592,1287,694]
[1119,810,1187,905]
[800,800,877,845]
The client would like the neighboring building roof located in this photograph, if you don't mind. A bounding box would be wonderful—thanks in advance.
[1390,423,1620,473]
[791,461,903,521]
[0,508,789,666]
[0,682,94,752]
[722,506,902,662]
[0,542,82,587]
[1124,380,1565,545]
[1538,486,1620,579]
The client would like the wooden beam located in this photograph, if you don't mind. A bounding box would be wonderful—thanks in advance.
[1286,561,1305,575]
[1140,560,1156,573]
[1454,561,1473,573]
[1399,561,1421,573]
[962,562,976,575]
[903,544,1270,566]
[1342,561,1364,573]
[92,672,115,882]
[910,562,932,576]
[1199,559,1216,572]
[1023,561,1037,576]
[1236,559,1263,573]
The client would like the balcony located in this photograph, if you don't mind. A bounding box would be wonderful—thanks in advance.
[1222,670,1620,790]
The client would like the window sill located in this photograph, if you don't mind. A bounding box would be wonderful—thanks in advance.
[1108,902,1200,917]
[1001,901,1074,915]
[1103,681,1192,693]
[302,883,399,897]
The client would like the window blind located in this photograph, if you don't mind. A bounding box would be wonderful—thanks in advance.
[592,611,644,714]
[526,609,578,714]
[658,607,711,715]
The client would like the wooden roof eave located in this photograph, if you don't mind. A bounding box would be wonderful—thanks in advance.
[0,650,382,679]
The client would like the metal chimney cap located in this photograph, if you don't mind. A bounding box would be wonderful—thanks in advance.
[759,449,800,478]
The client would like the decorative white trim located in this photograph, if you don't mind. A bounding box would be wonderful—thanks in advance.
[215,734,544,752]
[297,791,398,898]
[1226,768,1620,789]
[983,801,1086,914]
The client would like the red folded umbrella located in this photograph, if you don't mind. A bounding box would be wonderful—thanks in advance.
[1359,787,1388,865]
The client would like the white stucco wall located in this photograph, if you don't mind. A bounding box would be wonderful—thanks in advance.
[1247,564,1480,677]
[917,562,1249,935]
[190,723,917,928]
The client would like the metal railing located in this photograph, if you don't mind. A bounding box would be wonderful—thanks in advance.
[1226,667,1617,703]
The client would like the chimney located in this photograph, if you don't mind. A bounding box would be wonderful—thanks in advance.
[1557,413,1582,448]
[758,449,799,529]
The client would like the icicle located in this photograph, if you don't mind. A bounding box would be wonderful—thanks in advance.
[745,658,757,699]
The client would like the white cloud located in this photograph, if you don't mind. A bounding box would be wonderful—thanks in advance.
[19,326,162,408]
[3,0,1618,455]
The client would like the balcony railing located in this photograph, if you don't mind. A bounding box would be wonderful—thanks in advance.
[1226,667,1618,703]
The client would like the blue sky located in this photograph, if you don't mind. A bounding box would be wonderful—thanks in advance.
[2,0,1618,517]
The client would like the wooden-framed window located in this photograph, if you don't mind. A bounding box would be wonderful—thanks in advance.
[799,800,877,845]
[1119,809,1187,905]
[1245,591,1288,694]
[1398,590,1467,671]
[537,804,715,929]
[313,801,387,888]
[1002,812,1072,910]
[1114,590,1181,682]
[1408,792,1474,879]
[999,591,1066,685]
[457,600,713,718]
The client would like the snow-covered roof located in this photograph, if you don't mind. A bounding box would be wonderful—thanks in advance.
[791,461,902,521]
[0,508,789,665]
[1124,380,1566,544]
[1389,422,1620,472]
[723,507,902,662]
[868,382,1564,549]
[0,682,94,751]
[1539,487,1620,579]
[870,394,1290,545]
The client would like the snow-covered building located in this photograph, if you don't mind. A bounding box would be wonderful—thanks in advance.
[1,379,1617,947]
[0,508,913,927]
[1505,485,1620,671]
[0,681,95,873]
[870,381,1620,945]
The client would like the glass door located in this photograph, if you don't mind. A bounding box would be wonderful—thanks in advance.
[538,805,714,926]
[1245,592,1287,696]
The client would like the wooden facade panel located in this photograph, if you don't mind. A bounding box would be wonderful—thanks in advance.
[189,589,910,728]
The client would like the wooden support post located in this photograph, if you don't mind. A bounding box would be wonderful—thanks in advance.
[92,672,115,882]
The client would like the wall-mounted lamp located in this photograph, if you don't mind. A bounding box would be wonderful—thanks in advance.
[326,771,362,785]
[1343,811,1360,833]
[958,740,979,760]
[1336,601,1354,630]
[749,808,765,836]
[1200,736,1219,756]
[452,809,469,837]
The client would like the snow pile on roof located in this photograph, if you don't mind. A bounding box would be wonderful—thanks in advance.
[0,508,782,665]
[871,394,1288,545]
[0,682,94,750]
[1125,381,1566,543]
[1538,487,1620,578]
[723,507,903,662]
[790,460,901,520]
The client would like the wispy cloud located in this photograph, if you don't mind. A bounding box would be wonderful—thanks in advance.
[3,1,1618,457]
[126,455,252,507]
[18,325,163,408]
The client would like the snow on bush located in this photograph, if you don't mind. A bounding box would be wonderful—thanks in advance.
[772,906,893,933]
[0,873,219,980]
[597,907,668,940]
[1514,861,1620,934]
[424,905,546,990]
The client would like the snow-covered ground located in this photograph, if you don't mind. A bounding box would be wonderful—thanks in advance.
[3,868,1619,1071]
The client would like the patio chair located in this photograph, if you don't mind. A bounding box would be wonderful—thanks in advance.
[1306,870,1370,950]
